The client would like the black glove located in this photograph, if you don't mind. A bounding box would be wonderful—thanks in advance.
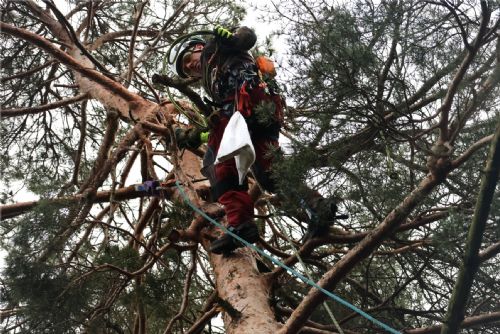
[152,73,163,85]
[174,127,203,149]
[214,25,236,44]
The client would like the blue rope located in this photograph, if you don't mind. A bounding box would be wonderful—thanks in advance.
[175,181,401,334]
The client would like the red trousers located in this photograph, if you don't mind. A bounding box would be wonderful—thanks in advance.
[208,115,279,227]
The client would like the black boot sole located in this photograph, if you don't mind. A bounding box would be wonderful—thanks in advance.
[210,224,259,255]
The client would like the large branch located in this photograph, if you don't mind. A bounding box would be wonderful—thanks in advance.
[403,311,500,334]
[479,241,500,261]
[278,167,457,333]
[440,116,500,333]
[0,185,173,220]
[0,22,154,120]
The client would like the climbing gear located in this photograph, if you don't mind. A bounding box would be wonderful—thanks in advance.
[162,30,215,78]
[162,83,208,128]
[174,181,401,334]
[135,180,162,196]
[134,179,207,197]
[209,221,259,255]
[134,180,178,196]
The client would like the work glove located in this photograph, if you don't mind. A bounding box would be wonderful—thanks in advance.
[214,25,235,44]
[174,127,208,149]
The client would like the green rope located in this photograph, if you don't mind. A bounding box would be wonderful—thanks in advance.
[164,84,207,128]
[379,129,395,178]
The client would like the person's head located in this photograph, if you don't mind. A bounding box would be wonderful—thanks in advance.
[170,38,206,78]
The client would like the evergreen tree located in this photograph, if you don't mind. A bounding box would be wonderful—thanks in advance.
[1,1,499,333]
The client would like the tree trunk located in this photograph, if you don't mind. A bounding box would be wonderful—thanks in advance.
[212,249,281,333]
[180,151,280,333]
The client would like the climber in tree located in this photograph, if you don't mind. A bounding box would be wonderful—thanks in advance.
[154,26,283,255]
[154,26,337,255]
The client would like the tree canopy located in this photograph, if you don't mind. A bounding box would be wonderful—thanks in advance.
[1,1,499,333]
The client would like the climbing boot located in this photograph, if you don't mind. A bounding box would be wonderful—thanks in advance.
[303,197,338,241]
[210,221,259,255]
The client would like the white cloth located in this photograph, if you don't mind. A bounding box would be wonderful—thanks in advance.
[215,111,255,185]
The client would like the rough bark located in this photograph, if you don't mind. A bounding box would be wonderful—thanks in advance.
[212,250,281,334]
[178,150,281,333]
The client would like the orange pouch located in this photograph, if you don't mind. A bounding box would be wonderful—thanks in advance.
[256,55,277,77]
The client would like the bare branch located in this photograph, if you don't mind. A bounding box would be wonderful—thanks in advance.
[437,1,492,143]
[184,306,219,334]
[451,134,494,168]
[125,2,148,84]
[403,311,500,334]
[0,93,88,118]
[0,59,56,83]
[163,248,198,334]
